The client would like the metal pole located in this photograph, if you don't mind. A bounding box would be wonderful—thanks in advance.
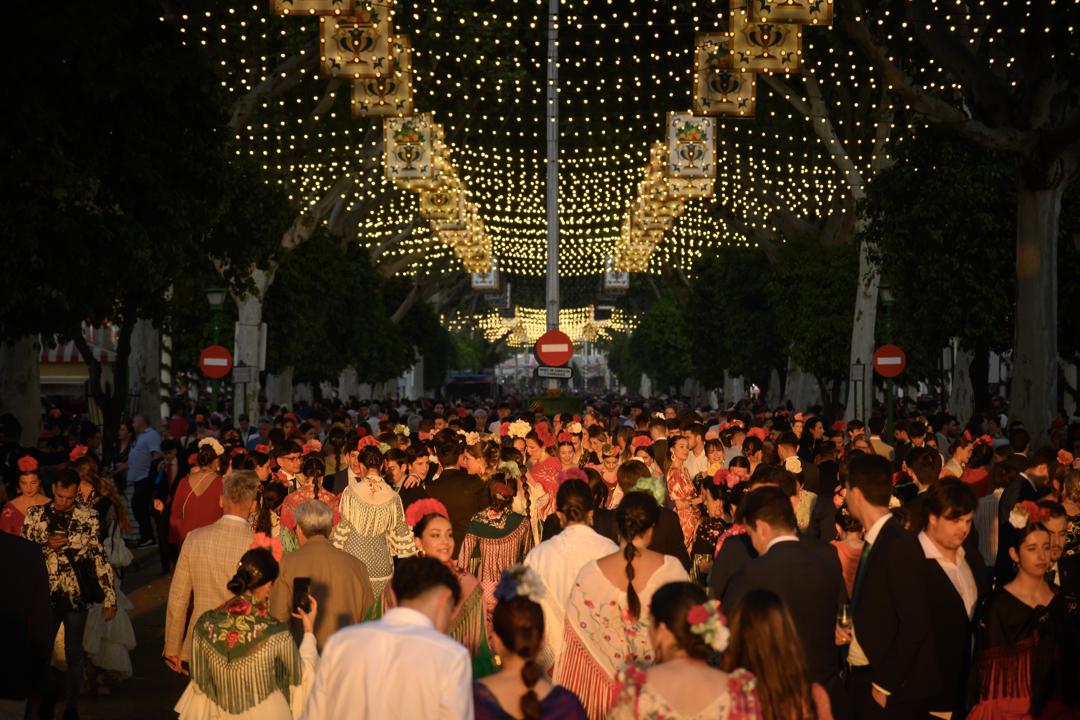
[545,0,560,392]
[886,304,894,446]
[211,317,221,415]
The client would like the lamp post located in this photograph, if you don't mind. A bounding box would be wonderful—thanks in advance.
[851,359,865,422]
[205,288,227,414]
[880,283,896,444]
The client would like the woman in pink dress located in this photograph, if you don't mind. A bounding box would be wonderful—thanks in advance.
[665,437,700,549]
[524,428,561,521]
[167,440,224,552]
[828,497,863,599]
[1,455,52,535]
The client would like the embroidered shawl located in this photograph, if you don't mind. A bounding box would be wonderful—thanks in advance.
[190,595,303,715]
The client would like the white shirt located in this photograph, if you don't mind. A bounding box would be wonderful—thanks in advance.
[848,512,892,674]
[220,514,250,525]
[524,524,619,672]
[975,489,1003,566]
[347,466,360,486]
[765,535,800,553]
[300,607,472,720]
[919,531,977,619]
[685,448,710,479]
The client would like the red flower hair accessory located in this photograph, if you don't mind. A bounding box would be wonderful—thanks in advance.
[188,453,198,465]
[196,414,205,422]
[730,419,745,429]
[794,413,804,422]
[255,444,269,454]
[419,431,431,441]
[1009,500,1050,529]
[536,423,556,448]
[380,414,388,421]
[499,422,511,437]
[457,407,467,418]
[831,420,846,432]
[573,415,581,423]
[747,427,768,441]
[556,468,589,485]
[632,436,653,449]
[964,430,973,441]
[557,431,574,444]
[69,445,88,462]
[405,498,449,528]
[494,482,515,497]
[284,413,299,424]
[17,456,38,473]
[231,448,246,457]
[250,532,283,562]
[357,436,379,449]
[1057,449,1074,466]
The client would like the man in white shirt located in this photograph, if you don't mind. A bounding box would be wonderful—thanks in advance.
[300,556,473,720]
[919,478,986,719]
[683,424,710,478]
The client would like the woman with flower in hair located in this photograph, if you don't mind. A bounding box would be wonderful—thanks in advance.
[557,432,577,472]
[333,444,416,598]
[175,545,320,720]
[169,438,225,552]
[960,435,996,498]
[556,492,690,720]
[690,472,733,586]
[1,454,51,535]
[967,501,1080,720]
[722,588,827,720]
[609,582,762,720]
[665,436,701,550]
[458,471,535,650]
[279,454,338,554]
[599,442,623,501]
[475,565,588,720]
[368,498,496,677]
[632,436,661,480]
[524,428,561,522]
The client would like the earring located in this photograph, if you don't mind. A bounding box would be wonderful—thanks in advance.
[492,654,502,667]
[418,549,426,558]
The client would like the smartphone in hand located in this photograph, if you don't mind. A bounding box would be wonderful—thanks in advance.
[293,577,312,613]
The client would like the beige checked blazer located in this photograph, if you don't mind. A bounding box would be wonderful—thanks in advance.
[164,516,254,662]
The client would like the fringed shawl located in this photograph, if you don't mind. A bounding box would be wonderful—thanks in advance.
[190,596,303,716]
[967,589,1080,716]
[332,480,416,558]
[279,484,339,532]
[456,510,534,582]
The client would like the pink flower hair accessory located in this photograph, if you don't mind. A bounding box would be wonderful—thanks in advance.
[69,445,88,462]
[705,430,719,441]
[556,468,589,485]
[188,453,199,466]
[747,427,768,441]
[499,422,510,437]
[631,436,653,449]
[405,498,449,528]
[17,456,39,473]
[254,444,269,454]
[250,532,283,562]
[1057,449,1073,466]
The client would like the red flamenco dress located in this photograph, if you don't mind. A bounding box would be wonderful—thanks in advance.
[168,471,224,552]
[967,588,1080,720]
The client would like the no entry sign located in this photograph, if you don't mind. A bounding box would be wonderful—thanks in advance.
[535,330,574,367]
[200,345,234,379]
[873,344,907,378]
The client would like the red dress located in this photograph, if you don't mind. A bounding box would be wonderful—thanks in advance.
[665,465,700,549]
[168,472,224,551]
[962,467,992,498]
[0,504,26,535]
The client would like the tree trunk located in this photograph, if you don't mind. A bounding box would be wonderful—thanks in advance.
[766,368,783,408]
[786,363,818,413]
[951,345,974,423]
[232,267,272,421]
[1010,181,1064,445]
[970,347,991,416]
[127,319,162,428]
[0,336,41,445]
[844,239,880,425]
[77,318,135,464]
[339,367,358,402]
[265,368,294,409]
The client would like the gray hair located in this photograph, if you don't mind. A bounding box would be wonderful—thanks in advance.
[295,500,334,538]
[223,470,260,505]
[135,414,151,426]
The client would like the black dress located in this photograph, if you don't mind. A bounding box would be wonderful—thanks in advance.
[690,515,728,586]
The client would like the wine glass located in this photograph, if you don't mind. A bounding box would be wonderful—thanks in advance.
[837,603,853,642]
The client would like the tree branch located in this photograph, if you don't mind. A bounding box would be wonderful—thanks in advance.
[370,217,419,261]
[229,38,320,133]
[282,171,357,251]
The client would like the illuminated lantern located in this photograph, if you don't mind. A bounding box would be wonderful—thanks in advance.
[747,0,833,25]
[383,114,435,182]
[471,259,501,292]
[729,0,803,73]
[418,183,462,221]
[320,10,393,79]
[693,33,757,117]
[350,35,412,117]
[667,112,716,178]
[603,256,630,295]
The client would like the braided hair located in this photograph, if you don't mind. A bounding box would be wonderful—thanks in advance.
[615,491,660,621]
[491,595,546,720]
[500,446,529,525]
[254,481,288,535]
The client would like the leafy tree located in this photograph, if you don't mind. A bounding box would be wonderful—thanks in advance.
[861,123,1016,413]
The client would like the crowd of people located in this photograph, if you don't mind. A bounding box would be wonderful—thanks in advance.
[2,395,1080,720]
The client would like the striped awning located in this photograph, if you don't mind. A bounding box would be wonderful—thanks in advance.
[40,341,116,364]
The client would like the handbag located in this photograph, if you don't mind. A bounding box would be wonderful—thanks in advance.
[72,551,106,605]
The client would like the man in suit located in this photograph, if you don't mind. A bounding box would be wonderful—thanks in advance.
[0,533,53,720]
[838,454,937,720]
[425,437,489,559]
[648,416,668,468]
[999,427,1031,474]
[594,461,691,571]
[995,446,1054,583]
[149,439,189,574]
[709,465,842,600]
[164,470,258,671]
[919,479,988,718]
[270,499,374,649]
[724,486,848,716]
[777,431,820,493]
[324,437,362,495]
[866,416,895,462]
[1039,499,1080,595]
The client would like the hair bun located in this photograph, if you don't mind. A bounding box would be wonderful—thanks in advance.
[226,568,249,595]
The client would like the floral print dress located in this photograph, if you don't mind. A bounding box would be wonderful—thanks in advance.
[666,465,700,549]
[608,667,763,720]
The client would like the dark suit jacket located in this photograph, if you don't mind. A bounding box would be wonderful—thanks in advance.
[425,469,490,559]
[807,493,838,542]
[594,504,691,571]
[851,518,938,703]
[723,540,846,690]
[1056,553,1080,597]
[652,438,669,465]
[923,549,989,714]
[709,530,843,601]
[801,461,821,495]
[324,469,349,495]
[817,460,840,497]
[995,474,1043,582]
[0,533,54,700]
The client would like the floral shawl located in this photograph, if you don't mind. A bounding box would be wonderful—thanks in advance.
[190,595,303,716]
[608,666,763,720]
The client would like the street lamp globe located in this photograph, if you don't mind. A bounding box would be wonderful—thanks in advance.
[205,288,227,310]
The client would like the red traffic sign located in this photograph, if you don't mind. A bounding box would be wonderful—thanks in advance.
[535,330,574,367]
[873,344,907,378]
[199,345,233,379]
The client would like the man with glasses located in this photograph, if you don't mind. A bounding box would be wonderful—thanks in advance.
[274,440,304,489]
